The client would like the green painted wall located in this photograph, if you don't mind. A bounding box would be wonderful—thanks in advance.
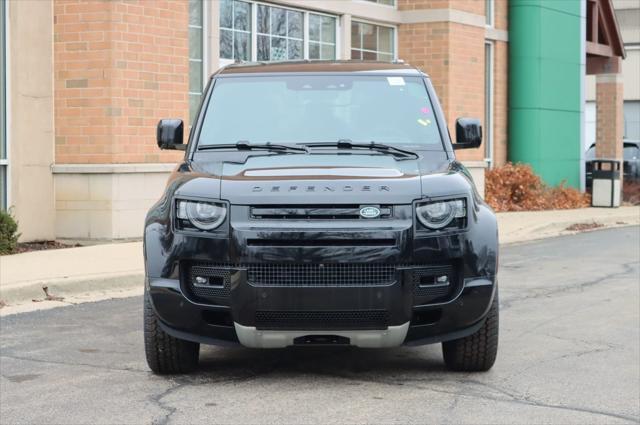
[509,0,583,188]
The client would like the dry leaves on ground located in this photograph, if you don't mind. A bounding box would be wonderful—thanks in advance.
[485,163,591,212]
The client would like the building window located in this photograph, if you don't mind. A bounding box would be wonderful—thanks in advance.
[624,101,640,140]
[219,2,337,63]
[189,0,205,123]
[220,0,251,61]
[485,0,494,26]
[0,0,7,210]
[363,0,396,6]
[484,41,494,166]
[308,14,336,60]
[257,5,303,61]
[351,21,395,61]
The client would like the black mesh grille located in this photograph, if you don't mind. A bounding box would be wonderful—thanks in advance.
[187,265,231,299]
[412,265,454,300]
[185,263,456,299]
[248,263,397,287]
[255,310,389,330]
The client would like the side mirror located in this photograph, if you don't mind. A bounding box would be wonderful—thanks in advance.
[453,117,482,150]
[156,119,185,150]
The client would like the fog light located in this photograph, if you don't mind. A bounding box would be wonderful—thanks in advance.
[194,276,208,285]
[435,275,449,285]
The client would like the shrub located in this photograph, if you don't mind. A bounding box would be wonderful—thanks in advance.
[485,163,591,212]
[0,209,20,255]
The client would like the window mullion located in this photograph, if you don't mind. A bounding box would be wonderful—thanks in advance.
[303,12,309,60]
[335,16,340,60]
[376,26,379,60]
[251,2,258,61]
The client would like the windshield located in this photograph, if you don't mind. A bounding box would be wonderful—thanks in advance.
[197,75,443,149]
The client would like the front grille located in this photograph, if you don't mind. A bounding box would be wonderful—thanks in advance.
[248,263,397,287]
[250,205,392,220]
[184,263,458,306]
[255,310,389,330]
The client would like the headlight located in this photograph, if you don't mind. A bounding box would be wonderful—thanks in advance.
[176,200,227,230]
[416,199,466,230]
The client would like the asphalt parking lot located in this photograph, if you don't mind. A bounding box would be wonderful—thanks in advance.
[1,226,639,424]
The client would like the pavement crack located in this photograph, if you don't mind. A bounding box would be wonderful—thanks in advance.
[501,261,639,310]
[314,370,639,423]
[149,380,186,425]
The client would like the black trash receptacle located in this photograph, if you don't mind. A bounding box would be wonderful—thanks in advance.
[591,159,621,207]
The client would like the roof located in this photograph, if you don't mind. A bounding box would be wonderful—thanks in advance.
[215,60,425,76]
[586,0,626,59]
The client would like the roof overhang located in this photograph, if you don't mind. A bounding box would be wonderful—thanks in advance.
[586,0,626,75]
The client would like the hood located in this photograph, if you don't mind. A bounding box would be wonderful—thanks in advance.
[210,152,450,204]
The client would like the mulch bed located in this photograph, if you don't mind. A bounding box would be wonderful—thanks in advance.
[14,240,82,254]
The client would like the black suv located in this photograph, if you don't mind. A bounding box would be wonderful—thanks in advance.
[144,61,499,374]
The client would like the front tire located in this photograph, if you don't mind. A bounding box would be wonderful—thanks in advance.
[442,288,499,372]
[144,289,200,374]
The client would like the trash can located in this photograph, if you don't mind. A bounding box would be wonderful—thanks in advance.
[591,159,621,207]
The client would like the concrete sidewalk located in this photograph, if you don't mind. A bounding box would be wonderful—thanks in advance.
[1,206,639,314]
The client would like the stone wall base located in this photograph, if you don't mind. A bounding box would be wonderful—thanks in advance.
[53,164,175,240]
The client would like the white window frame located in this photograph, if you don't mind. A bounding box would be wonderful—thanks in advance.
[355,0,397,8]
[189,0,207,92]
[307,12,339,61]
[201,0,209,90]
[350,19,397,61]
[219,0,341,64]
[220,0,252,62]
[484,41,494,167]
[1,0,10,210]
[485,0,495,28]
[189,0,208,123]
[255,5,304,61]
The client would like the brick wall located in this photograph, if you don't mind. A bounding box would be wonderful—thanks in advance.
[54,0,187,164]
[398,20,485,162]
[398,0,450,11]
[495,0,508,31]
[398,0,508,164]
[398,0,484,14]
[398,21,450,110]
[595,74,624,160]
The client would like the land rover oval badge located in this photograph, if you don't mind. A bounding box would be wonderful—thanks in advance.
[359,206,381,219]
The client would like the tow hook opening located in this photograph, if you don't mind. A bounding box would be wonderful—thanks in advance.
[293,335,351,345]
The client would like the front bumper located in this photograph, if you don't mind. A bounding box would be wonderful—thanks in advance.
[147,274,496,348]
[145,203,498,348]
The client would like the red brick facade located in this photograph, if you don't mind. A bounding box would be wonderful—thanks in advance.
[595,74,624,160]
[54,0,187,164]
[398,0,508,164]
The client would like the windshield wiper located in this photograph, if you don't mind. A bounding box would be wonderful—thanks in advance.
[302,140,420,159]
[198,141,308,153]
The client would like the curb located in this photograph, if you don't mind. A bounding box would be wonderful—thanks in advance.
[1,272,144,305]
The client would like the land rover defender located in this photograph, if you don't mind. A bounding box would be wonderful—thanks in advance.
[144,61,499,374]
